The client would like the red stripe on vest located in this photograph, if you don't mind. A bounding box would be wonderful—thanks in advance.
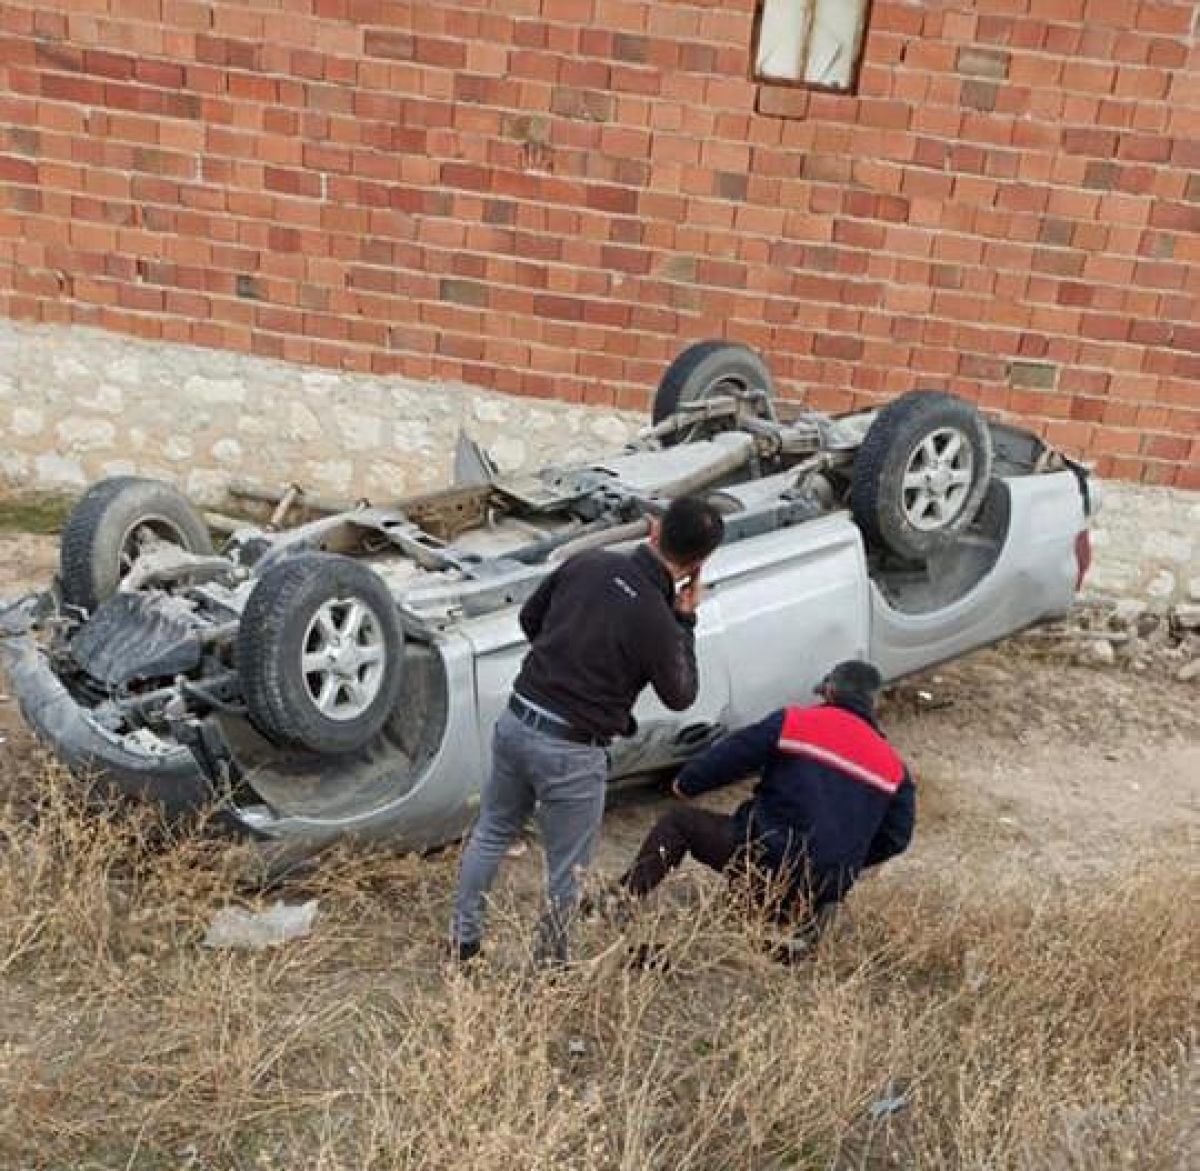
[777,705,905,794]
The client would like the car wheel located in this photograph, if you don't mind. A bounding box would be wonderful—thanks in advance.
[850,391,993,561]
[652,341,776,443]
[237,553,405,754]
[60,476,214,612]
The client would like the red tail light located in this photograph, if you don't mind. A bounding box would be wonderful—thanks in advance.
[1074,530,1092,591]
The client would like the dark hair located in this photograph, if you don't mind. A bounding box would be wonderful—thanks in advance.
[660,495,725,565]
[820,660,884,707]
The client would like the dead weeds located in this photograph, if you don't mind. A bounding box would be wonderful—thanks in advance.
[0,490,74,535]
[0,758,1195,1170]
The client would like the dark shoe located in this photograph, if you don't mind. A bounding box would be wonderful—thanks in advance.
[628,942,671,972]
[449,938,482,966]
[769,934,816,966]
[768,915,829,966]
[580,884,637,930]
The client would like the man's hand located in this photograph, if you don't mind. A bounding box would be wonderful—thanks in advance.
[674,572,704,617]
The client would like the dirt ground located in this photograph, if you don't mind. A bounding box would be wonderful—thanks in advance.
[2,531,1196,896]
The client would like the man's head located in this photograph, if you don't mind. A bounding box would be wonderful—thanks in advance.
[816,660,884,711]
[650,495,725,581]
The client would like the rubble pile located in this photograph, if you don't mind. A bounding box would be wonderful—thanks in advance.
[1020,597,1200,682]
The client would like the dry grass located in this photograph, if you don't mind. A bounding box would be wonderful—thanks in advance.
[0,758,1195,1170]
[0,491,75,535]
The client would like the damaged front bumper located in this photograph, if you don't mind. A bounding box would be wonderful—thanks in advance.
[0,593,220,820]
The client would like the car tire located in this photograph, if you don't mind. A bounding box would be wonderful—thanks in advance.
[237,553,405,754]
[850,391,993,561]
[60,476,214,612]
[652,341,776,441]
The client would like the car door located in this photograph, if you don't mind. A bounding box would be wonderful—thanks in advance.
[703,512,872,727]
[460,557,732,781]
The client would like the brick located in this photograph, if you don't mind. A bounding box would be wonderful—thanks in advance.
[1150,201,1200,232]
[755,86,810,120]
[1008,360,1058,389]
[612,33,648,63]
[364,30,414,61]
[1083,161,1119,191]
[550,86,613,122]
[42,74,107,105]
[957,47,1010,79]
[713,171,748,202]
[832,219,886,250]
[961,81,999,111]
[1141,434,1189,461]
[1057,282,1094,307]
[1147,38,1189,68]
[1061,60,1117,93]
[412,37,468,70]
[1062,128,1119,157]
[813,333,865,361]
[680,42,717,73]
[0,155,37,184]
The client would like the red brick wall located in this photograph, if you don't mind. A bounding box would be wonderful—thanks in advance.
[1,0,1197,486]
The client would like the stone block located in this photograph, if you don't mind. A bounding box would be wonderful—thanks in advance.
[34,453,86,489]
[337,410,385,451]
[0,453,30,483]
[11,408,44,437]
[287,402,323,442]
[212,438,243,466]
[184,374,247,405]
[56,417,117,451]
[164,436,194,462]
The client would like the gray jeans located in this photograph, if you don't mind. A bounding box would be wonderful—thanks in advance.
[450,708,608,963]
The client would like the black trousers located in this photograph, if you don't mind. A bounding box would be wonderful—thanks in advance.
[620,807,840,931]
[620,807,743,897]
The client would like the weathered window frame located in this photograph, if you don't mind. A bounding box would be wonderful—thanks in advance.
[750,0,874,95]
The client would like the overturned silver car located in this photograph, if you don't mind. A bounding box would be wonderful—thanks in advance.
[0,342,1095,855]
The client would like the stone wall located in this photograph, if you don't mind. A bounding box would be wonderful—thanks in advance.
[0,319,637,505]
[1,319,1196,606]
[1085,481,1199,606]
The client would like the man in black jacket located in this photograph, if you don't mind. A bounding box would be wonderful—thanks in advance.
[449,495,725,965]
[617,660,915,944]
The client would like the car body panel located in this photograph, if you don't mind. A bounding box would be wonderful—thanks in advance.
[868,471,1084,680]
[0,633,222,821]
[705,513,870,727]
[460,585,732,782]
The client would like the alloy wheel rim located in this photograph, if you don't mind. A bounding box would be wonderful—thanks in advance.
[900,427,975,531]
[301,598,386,720]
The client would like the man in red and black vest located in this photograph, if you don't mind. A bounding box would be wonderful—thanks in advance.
[618,660,915,937]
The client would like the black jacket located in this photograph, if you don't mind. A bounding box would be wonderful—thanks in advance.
[513,545,699,740]
[675,696,916,908]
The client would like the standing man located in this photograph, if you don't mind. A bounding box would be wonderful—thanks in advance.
[449,494,726,966]
[616,660,915,949]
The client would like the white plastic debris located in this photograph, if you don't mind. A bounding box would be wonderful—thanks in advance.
[868,1092,910,1120]
[202,900,318,950]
